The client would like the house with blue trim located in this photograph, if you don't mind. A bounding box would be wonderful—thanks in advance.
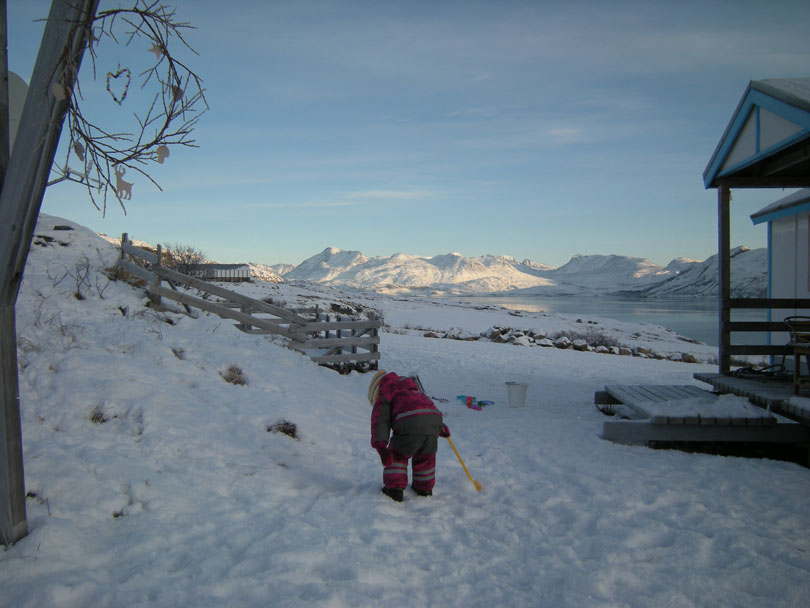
[702,78,810,374]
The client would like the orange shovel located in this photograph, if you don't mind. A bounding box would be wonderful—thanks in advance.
[445,437,483,491]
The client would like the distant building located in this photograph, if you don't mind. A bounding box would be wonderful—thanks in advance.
[185,263,251,282]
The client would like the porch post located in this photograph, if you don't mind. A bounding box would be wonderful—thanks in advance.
[718,184,731,373]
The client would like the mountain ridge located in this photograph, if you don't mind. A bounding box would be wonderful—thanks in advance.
[270,246,766,298]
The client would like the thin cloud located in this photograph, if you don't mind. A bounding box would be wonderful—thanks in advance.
[244,200,365,209]
[242,190,431,209]
[346,190,431,201]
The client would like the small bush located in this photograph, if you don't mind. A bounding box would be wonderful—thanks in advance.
[89,405,108,424]
[267,419,299,439]
[221,364,247,386]
[330,302,356,315]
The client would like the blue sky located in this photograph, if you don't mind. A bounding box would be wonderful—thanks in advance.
[8,1,810,267]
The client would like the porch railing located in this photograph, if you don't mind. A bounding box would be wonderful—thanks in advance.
[720,298,810,372]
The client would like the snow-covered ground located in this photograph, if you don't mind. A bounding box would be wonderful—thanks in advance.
[2,215,809,607]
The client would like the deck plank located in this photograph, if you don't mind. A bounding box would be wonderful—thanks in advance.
[694,372,810,424]
[604,384,776,426]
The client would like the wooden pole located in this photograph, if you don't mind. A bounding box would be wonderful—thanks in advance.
[718,184,731,374]
[0,304,23,545]
[0,2,25,546]
[0,0,99,545]
[0,0,8,191]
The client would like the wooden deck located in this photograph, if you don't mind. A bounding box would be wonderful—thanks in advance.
[694,372,810,424]
[596,383,810,446]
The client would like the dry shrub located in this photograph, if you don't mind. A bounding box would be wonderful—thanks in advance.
[221,364,247,386]
[267,420,299,439]
[89,405,108,424]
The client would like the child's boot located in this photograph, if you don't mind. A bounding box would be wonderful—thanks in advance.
[382,487,404,502]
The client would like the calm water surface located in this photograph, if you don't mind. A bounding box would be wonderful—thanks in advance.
[460,296,767,347]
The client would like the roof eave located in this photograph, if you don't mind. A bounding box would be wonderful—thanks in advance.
[703,81,755,189]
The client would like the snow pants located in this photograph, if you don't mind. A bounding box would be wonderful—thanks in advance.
[383,434,438,493]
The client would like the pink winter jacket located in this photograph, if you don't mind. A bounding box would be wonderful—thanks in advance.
[371,373,444,446]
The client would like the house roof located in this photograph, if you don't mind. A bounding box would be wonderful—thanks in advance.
[187,263,250,271]
[750,187,810,225]
[703,78,810,189]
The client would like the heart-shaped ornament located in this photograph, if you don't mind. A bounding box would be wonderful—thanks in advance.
[106,66,131,105]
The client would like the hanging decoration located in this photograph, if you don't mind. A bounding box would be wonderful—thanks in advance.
[172,83,184,103]
[114,165,133,200]
[73,142,86,161]
[50,81,67,101]
[105,65,131,105]
[155,145,170,164]
[54,0,208,215]
[147,43,164,60]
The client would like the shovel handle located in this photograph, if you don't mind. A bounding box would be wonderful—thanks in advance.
[445,437,482,491]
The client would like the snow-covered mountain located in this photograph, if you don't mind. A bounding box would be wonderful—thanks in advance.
[99,233,765,298]
[281,248,556,294]
[284,246,369,282]
[247,263,284,283]
[628,247,767,298]
[274,246,766,297]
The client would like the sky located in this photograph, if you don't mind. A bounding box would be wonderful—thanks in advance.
[7,0,810,267]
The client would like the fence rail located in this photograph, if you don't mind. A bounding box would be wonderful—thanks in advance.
[118,234,380,371]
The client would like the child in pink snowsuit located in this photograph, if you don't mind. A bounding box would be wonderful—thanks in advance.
[369,371,450,502]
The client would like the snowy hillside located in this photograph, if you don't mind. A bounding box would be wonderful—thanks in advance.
[2,214,808,607]
[246,262,283,283]
[629,247,768,298]
[274,246,766,297]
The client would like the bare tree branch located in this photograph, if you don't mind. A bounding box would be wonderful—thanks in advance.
[49,0,208,214]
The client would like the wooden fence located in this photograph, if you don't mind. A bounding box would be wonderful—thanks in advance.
[117,234,380,371]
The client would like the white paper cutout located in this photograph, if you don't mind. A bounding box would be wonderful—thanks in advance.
[50,81,67,101]
[155,145,170,163]
[148,43,164,60]
[114,165,133,200]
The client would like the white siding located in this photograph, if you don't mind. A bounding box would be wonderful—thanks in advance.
[722,110,757,170]
[770,216,799,300]
[759,107,804,150]
[770,213,810,300]
[769,213,810,367]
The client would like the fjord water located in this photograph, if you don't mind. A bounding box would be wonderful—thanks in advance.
[466,296,767,347]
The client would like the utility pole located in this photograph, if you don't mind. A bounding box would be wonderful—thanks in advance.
[0,0,99,545]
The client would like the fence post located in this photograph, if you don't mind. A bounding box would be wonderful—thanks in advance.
[239,303,251,332]
[149,244,163,308]
[372,312,380,369]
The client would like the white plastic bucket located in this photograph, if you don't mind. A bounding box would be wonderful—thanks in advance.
[505,382,528,408]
